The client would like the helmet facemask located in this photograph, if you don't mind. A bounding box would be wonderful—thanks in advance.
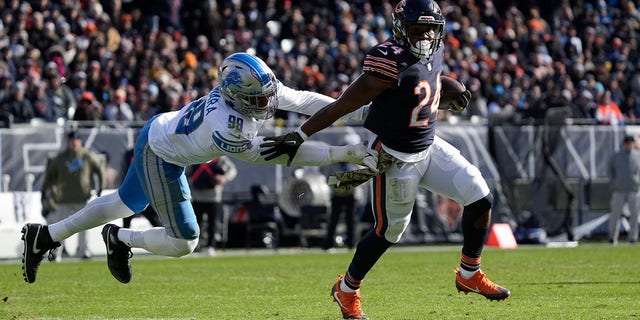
[219,53,279,120]
[408,23,443,59]
[233,88,279,120]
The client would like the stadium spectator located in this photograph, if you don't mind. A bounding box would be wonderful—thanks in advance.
[43,62,75,121]
[189,156,237,256]
[5,81,35,124]
[608,135,640,245]
[0,0,637,127]
[41,130,105,260]
[596,90,625,125]
[73,91,103,122]
[103,88,134,121]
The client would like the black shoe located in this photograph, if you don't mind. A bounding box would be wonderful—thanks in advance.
[101,224,133,283]
[21,223,60,283]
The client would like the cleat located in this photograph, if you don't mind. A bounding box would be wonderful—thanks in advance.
[21,223,60,283]
[455,267,510,301]
[102,224,133,283]
[331,275,369,319]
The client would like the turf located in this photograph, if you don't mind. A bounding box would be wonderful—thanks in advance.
[1,243,638,319]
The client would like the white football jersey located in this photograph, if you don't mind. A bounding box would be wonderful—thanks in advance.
[148,82,335,167]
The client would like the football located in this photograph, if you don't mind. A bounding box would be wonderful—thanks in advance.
[440,75,466,107]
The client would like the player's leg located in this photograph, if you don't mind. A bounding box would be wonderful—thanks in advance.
[22,177,135,283]
[202,201,219,255]
[324,196,342,250]
[608,192,624,244]
[52,202,91,259]
[626,192,638,243]
[192,200,205,252]
[420,136,509,300]
[102,142,199,283]
[343,194,357,249]
[44,203,68,263]
[333,139,422,319]
[116,143,199,256]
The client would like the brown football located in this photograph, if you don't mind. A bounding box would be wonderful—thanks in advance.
[440,75,466,107]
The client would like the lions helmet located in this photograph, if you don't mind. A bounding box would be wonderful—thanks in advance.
[392,0,445,59]
[219,53,279,120]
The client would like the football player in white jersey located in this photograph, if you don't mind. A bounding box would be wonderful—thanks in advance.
[20,53,376,284]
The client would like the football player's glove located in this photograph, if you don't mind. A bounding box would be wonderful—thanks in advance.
[448,89,471,112]
[260,128,307,165]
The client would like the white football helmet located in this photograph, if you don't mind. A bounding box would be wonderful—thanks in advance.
[219,53,279,120]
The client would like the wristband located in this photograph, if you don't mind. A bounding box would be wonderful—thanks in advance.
[295,127,308,140]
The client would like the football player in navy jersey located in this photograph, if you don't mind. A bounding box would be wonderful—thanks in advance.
[260,0,509,318]
[20,53,377,284]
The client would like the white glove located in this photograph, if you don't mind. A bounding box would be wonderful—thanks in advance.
[342,144,379,172]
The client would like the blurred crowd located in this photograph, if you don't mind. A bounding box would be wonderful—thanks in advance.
[0,0,639,127]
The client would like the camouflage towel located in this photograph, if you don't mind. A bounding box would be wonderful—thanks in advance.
[328,148,396,191]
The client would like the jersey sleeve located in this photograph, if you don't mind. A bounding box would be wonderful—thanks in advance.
[362,45,399,83]
[276,82,335,115]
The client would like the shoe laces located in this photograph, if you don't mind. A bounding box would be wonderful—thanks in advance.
[471,270,501,292]
[339,289,364,315]
[117,245,133,259]
[47,248,57,262]
[109,232,133,259]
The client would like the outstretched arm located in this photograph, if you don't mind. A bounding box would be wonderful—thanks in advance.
[241,136,377,170]
[260,73,392,164]
[300,73,390,137]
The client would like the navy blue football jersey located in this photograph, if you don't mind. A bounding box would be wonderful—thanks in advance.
[363,37,444,153]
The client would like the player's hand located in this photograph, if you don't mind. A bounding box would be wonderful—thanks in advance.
[448,89,471,112]
[361,148,378,172]
[343,144,378,172]
[260,130,306,165]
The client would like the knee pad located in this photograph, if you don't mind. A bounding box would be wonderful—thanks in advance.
[167,236,198,257]
[453,166,491,206]
[142,227,199,257]
[384,218,411,243]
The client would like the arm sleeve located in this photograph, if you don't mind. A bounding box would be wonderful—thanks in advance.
[239,136,333,166]
[276,82,335,116]
[362,46,398,82]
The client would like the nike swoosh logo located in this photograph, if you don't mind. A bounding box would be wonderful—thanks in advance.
[106,227,114,255]
[458,282,480,293]
[377,48,388,55]
[333,292,345,308]
[32,227,42,254]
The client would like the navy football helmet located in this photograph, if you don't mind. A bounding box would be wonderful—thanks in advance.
[219,53,279,120]
[392,0,445,59]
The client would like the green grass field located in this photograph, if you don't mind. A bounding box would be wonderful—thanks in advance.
[1,243,638,319]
